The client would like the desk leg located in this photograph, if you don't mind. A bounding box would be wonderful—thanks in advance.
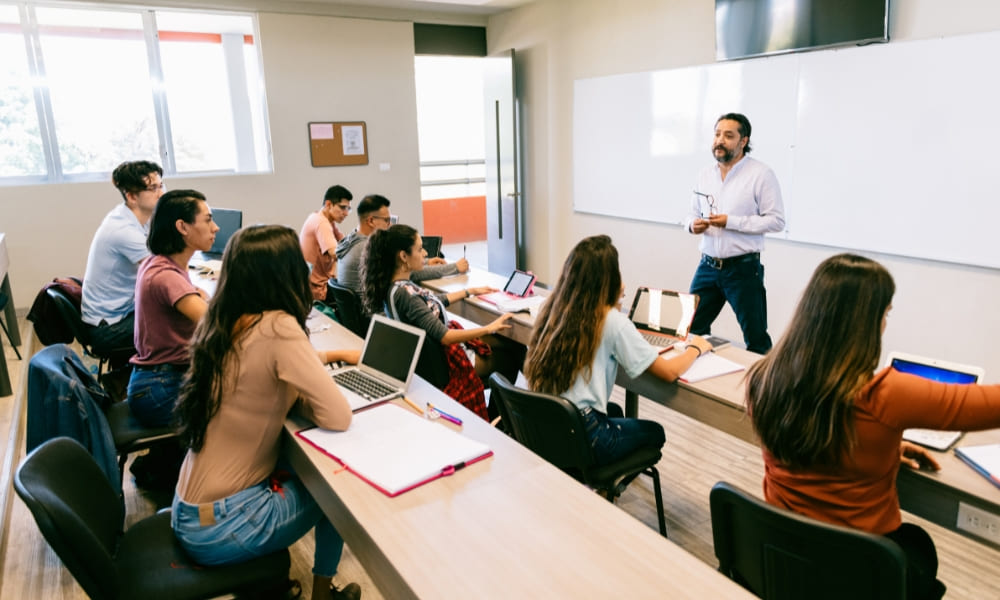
[625,389,639,419]
[0,334,10,396]
[1,275,20,347]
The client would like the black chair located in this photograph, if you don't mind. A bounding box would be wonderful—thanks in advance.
[14,437,292,600]
[488,373,666,536]
[105,400,180,487]
[45,286,123,376]
[327,281,370,338]
[709,481,907,600]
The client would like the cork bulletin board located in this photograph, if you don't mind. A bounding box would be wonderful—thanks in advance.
[308,121,368,167]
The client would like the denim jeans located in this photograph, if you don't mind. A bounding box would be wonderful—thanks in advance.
[581,407,666,466]
[689,255,772,354]
[172,471,344,577]
[84,312,137,367]
[127,366,184,427]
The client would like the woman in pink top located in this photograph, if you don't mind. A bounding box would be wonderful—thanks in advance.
[747,253,1000,600]
[171,225,362,600]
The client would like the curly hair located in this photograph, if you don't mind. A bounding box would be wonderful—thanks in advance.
[525,235,622,395]
[174,225,312,451]
[111,160,163,202]
[360,224,418,316]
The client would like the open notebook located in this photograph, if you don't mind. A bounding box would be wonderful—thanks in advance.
[296,403,492,497]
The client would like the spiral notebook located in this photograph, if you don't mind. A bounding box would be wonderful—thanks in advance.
[296,403,492,497]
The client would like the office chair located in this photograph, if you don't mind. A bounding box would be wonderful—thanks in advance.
[45,286,130,377]
[327,280,370,338]
[104,400,180,487]
[488,373,666,536]
[14,437,292,600]
[709,481,907,600]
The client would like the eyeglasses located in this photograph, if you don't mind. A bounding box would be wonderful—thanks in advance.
[693,191,716,217]
[370,215,392,223]
[144,182,166,193]
[335,203,351,211]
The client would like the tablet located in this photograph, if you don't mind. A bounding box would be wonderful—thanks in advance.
[503,270,536,298]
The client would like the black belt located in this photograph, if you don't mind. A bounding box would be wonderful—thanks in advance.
[701,252,760,270]
[133,363,187,373]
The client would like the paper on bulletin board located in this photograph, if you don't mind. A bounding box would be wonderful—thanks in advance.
[310,123,335,140]
[341,125,365,155]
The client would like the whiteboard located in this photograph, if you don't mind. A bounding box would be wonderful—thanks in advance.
[572,30,1000,269]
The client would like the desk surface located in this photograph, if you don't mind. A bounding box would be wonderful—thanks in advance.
[285,311,752,599]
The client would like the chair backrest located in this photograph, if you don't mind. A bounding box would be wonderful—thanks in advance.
[709,481,907,600]
[14,437,125,600]
[327,281,370,338]
[45,286,92,349]
[488,373,595,474]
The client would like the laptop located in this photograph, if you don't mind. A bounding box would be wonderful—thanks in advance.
[627,287,699,353]
[422,235,443,259]
[478,269,543,313]
[888,351,985,451]
[203,207,243,260]
[327,315,426,412]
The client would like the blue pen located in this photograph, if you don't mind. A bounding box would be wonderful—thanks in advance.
[427,402,463,426]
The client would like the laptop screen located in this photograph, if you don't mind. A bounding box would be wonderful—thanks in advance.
[422,235,442,259]
[888,353,982,385]
[208,208,243,256]
[361,316,424,382]
[628,287,698,337]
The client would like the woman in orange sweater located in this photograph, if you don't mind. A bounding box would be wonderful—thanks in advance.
[746,253,1000,600]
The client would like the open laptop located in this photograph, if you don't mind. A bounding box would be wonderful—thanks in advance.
[478,269,543,313]
[888,351,985,451]
[203,207,243,260]
[422,235,443,259]
[327,315,426,412]
[627,287,699,353]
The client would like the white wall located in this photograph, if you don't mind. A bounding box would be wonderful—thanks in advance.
[0,12,422,309]
[488,0,1000,380]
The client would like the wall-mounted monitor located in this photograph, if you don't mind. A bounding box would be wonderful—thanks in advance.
[716,0,889,61]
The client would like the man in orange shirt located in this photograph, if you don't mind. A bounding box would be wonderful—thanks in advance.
[299,185,352,302]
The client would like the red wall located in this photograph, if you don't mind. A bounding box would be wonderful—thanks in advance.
[422,195,487,243]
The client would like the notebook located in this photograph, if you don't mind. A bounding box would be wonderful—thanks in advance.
[478,269,542,313]
[326,315,426,412]
[296,403,493,496]
[203,207,243,259]
[627,287,699,353]
[954,444,1000,489]
[888,351,985,451]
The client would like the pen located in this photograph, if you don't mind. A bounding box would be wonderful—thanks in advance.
[402,396,423,415]
[463,244,467,259]
[427,402,463,426]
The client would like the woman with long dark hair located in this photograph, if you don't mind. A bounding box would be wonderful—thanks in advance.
[360,225,509,419]
[747,253,1000,600]
[172,225,361,600]
[525,235,711,465]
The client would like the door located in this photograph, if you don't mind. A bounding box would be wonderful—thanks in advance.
[483,49,521,274]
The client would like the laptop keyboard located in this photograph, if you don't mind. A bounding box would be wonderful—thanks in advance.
[640,332,676,347]
[332,370,397,399]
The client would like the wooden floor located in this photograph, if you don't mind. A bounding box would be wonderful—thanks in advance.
[2,316,999,598]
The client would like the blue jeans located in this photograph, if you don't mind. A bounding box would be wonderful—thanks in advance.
[84,312,137,367]
[581,407,665,466]
[171,470,344,577]
[689,255,772,354]
[127,365,184,427]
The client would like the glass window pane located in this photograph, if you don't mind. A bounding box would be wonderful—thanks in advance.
[0,6,46,177]
[36,7,159,174]
[244,42,270,171]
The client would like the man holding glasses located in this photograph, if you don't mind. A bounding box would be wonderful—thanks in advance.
[684,113,785,354]
[81,160,164,366]
[299,184,353,302]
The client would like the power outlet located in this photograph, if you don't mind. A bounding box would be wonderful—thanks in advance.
[956,502,1000,545]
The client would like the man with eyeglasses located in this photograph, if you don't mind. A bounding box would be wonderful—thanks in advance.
[335,194,468,295]
[81,160,164,367]
[683,113,785,354]
[299,184,353,302]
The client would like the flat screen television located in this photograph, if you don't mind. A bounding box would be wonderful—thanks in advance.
[716,0,889,61]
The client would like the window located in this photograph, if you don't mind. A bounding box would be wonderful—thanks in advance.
[0,2,271,185]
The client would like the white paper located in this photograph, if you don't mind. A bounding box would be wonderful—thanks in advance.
[341,125,365,155]
[679,352,746,383]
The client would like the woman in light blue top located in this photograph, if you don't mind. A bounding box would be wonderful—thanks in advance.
[525,235,712,465]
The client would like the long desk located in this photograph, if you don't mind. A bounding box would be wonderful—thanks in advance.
[284,311,752,599]
[423,269,1000,549]
[419,270,540,346]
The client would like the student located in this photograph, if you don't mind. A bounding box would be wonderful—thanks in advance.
[360,224,508,419]
[746,253,1000,600]
[172,225,362,600]
[300,184,353,302]
[525,235,711,465]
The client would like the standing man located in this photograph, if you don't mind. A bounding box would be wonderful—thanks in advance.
[81,160,164,366]
[684,113,785,354]
[299,184,353,302]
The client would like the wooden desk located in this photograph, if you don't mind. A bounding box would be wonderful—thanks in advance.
[0,233,20,396]
[418,271,540,346]
[285,312,752,599]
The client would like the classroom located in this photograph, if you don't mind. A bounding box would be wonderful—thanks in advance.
[3,0,1000,598]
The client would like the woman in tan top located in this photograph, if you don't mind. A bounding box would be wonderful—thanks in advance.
[171,225,362,600]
